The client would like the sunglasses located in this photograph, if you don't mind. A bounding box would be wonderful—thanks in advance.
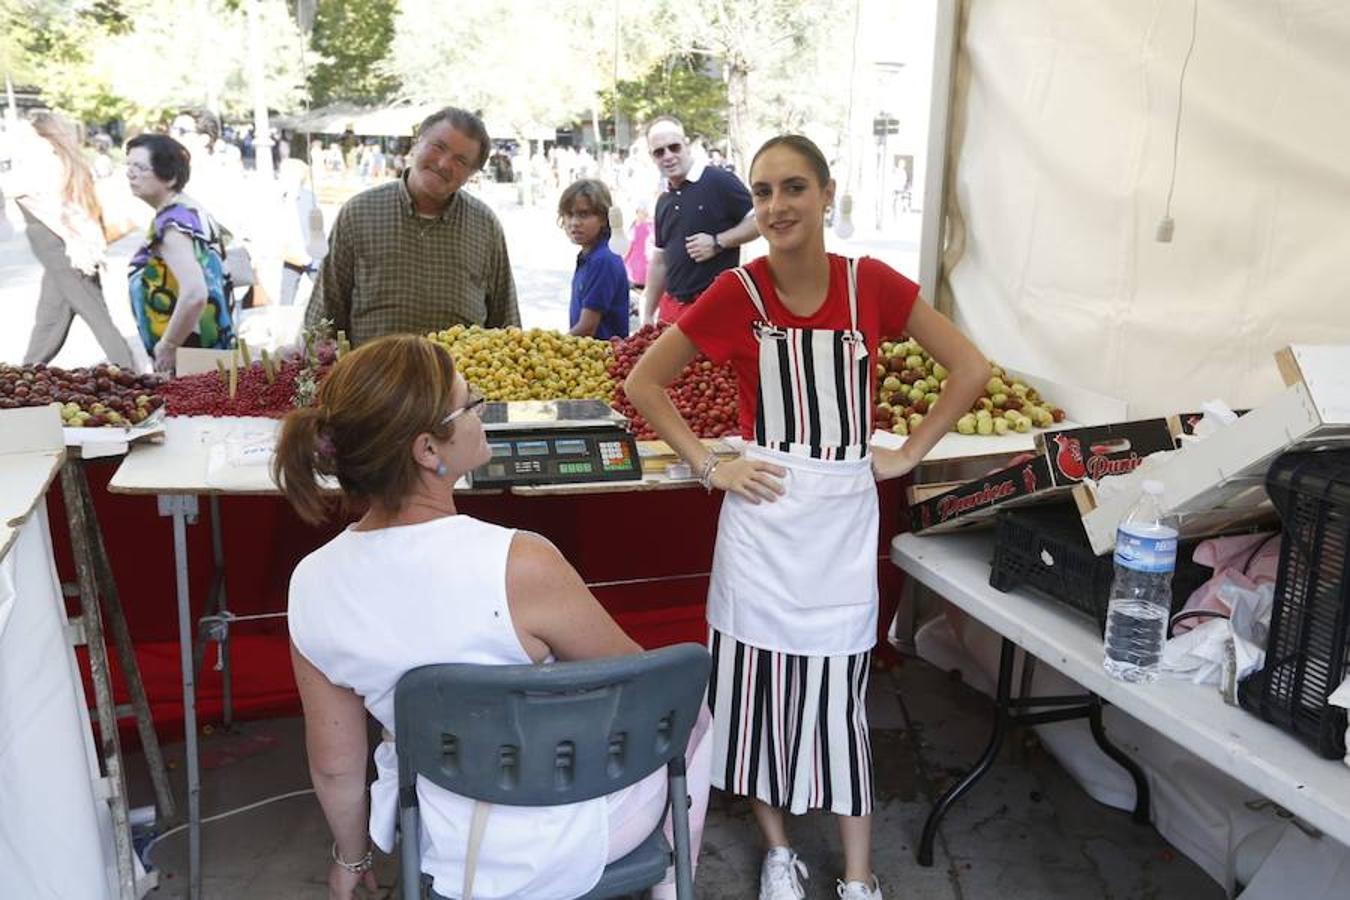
[441,391,486,425]
[650,142,684,159]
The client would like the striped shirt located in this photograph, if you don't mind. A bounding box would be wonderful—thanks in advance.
[304,174,520,345]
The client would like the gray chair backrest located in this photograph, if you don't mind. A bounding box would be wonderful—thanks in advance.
[395,643,710,806]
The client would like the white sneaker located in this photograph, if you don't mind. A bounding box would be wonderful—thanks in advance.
[759,848,809,900]
[836,876,883,900]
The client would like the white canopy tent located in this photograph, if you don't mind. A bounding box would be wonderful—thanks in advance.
[934,0,1350,418]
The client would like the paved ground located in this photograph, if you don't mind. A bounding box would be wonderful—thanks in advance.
[128,657,1221,899]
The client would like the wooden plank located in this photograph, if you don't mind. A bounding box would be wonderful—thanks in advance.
[905,481,964,505]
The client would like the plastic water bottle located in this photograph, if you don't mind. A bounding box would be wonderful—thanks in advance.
[1103,480,1178,683]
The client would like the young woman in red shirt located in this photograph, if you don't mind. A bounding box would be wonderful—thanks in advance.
[626,135,986,900]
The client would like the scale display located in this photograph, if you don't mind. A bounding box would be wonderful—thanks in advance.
[471,426,642,487]
[469,402,640,487]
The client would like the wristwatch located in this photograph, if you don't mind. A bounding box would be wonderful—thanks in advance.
[711,233,723,252]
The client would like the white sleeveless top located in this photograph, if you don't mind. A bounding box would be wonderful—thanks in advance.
[288,515,608,899]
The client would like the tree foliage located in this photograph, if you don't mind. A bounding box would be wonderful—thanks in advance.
[665,0,852,170]
[0,0,138,122]
[307,0,398,106]
[602,54,727,145]
[385,0,672,139]
[1,0,309,128]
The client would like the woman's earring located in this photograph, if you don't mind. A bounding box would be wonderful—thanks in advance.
[435,460,449,478]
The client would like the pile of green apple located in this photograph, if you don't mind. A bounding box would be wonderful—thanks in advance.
[874,339,1065,437]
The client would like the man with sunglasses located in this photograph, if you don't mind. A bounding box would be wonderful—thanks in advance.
[643,116,759,326]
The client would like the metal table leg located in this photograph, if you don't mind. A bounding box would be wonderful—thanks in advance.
[917,638,1015,866]
[159,494,202,900]
[916,638,1148,866]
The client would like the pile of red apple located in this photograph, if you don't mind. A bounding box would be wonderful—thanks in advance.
[607,324,740,440]
[875,338,1065,437]
[0,362,164,427]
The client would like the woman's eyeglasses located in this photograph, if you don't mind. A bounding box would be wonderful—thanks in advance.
[441,391,486,425]
[650,142,684,159]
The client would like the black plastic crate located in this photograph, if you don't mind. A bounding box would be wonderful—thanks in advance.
[1238,450,1350,759]
[989,503,1211,633]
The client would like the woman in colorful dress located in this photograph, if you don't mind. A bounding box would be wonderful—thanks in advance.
[125,133,234,373]
[625,135,987,900]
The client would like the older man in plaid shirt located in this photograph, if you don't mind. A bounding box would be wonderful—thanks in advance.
[304,107,520,346]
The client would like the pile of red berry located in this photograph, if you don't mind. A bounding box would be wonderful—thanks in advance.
[158,359,312,418]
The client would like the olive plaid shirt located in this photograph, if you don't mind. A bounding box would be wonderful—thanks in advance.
[304,174,520,345]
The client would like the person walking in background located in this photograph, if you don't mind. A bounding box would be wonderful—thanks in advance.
[13,112,135,369]
[125,133,234,373]
[642,116,759,326]
[276,159,327,308]
[624,198,654,292]
[559,179,629,340]
[626,134,987,900]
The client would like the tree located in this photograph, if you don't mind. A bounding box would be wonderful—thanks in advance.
[602,54,728,147]
[665,0,851,170]
[385,0,673,143]
[307,0,398,106]
[0,0,139,123]
[1,0,309,129]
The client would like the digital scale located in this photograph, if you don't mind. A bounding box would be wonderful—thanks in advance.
[468,399,644,488]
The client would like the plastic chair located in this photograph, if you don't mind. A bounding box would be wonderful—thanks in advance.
[394,643,710,900]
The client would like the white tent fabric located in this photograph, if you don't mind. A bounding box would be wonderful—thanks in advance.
[0,504,121,897]
[944,0,1350,418]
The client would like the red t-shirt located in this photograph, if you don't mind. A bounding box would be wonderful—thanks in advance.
[679,254,919,440]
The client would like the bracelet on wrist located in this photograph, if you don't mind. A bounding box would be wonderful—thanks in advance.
[331,840,373,874]
[697,454,721,492]
[711,233,723,252]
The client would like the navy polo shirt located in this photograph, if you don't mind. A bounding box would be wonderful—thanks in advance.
[654,162,753,301]
[569,235,630,341]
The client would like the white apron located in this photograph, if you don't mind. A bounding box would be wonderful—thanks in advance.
[707,259,880,657]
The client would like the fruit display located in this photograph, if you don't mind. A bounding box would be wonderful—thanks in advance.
[0,362,164,427]
[608,324,740,440]
[875,338,1066,437]
[159,340,337,418]
[428,326,613,402]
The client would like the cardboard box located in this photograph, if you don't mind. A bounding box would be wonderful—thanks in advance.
[909,418,1177,534]
[1076,344,1350,555]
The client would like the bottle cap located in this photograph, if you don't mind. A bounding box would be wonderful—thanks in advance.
[1142,479,1164,495]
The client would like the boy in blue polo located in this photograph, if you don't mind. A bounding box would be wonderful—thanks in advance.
[560,179,630,340]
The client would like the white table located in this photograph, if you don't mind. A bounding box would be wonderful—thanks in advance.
[891,531,1350,859]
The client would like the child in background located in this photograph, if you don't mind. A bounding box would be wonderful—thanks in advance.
[560,179,629,340]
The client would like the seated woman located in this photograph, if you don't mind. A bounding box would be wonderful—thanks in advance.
[274,334,710,900]
[124,133,234,373]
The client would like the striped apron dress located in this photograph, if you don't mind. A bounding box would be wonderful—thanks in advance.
[706,258,879,817]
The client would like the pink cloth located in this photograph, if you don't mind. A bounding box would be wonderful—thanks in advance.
[624,219,654,286]
[1173,532,1281,632]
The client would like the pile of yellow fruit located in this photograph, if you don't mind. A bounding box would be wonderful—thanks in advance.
[428,326,615,402]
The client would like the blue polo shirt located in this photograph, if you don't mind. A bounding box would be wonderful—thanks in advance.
[653,162,753,301]
[569,235,630,340]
